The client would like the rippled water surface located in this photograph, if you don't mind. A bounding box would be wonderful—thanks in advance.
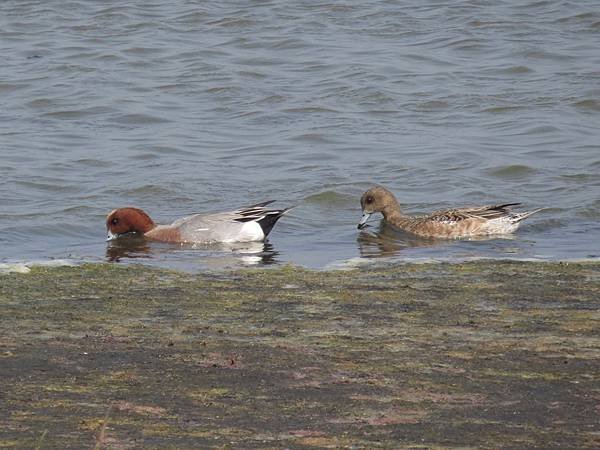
[1,1,599,269]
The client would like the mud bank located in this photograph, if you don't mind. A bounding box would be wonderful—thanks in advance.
[1,261,599,449]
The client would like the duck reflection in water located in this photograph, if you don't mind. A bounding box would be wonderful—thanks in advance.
[357,218,520,259]
[106,237,279,266]
[357,220,441,258]
[106,235,152,262]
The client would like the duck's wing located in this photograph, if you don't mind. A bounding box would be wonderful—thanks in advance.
[426,203,522,223]
[173,201,290,242]
[398,203,539,238]
[231,201,278,223]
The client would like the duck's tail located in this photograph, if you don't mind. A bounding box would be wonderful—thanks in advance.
[256,208,293,237]
[510,208,544,223]
[235,201,294,237]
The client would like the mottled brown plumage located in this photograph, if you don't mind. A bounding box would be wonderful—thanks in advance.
[358,186,541,238]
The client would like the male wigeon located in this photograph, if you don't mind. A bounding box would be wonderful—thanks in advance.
[358,186,541,238]
[106,201,290,243]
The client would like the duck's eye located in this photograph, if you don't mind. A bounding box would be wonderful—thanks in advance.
[366,196,374,204]
[111,217,119,225]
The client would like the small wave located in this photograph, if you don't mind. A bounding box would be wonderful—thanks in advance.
[415,100,449,111]
[526,218,567,232]
[109,113,171,125]
[27,98,57,108]
[121,46,164,56]
[172,10,208,24]
[523,50,572,61]
[15,180,77,193]
[468,20,505,28]
[134,146,198,157]
[206,86,241,94]
[43,107,113,119]
[304,191,354,206]
[498,65,534,74]
[237,70,267,80]
[39,106,113,118]
[56,205,97,215]
[208,17,257,28]
[270,38,307,50]
[74,158,114,168]
[561,173,599,182]
[482,105,526,114]
[283,107,338,114]
[577,208,600,219]
[256,95,285,105]
[512,125,560,136]
[289,133,336,143]
[573,99,600,111]
[92,53,122,63]
[487,165,537,179]
[121,184,178,197]
[556,12,598,23]
[0,83,27,93]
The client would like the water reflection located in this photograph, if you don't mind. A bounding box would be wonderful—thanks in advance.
[105,236,152,262]
[357,220,525,259]
[357,220,441,258]
[106,237,279,267]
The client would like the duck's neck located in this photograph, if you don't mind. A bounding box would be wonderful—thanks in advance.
[145,225,181,242]
[131,210,156,234]
[138,220,155,234]
[382,202,406,223]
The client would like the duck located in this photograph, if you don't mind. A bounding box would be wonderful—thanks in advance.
[358,186,541,238]
[106,201,290,243]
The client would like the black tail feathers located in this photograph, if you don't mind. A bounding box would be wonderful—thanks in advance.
[257,209,290,237]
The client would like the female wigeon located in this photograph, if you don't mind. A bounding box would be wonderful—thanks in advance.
[358,186,541,238]
[106,201,290,243]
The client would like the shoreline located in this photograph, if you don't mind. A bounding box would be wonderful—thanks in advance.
[2,261,599,448]
[1,253,599,275]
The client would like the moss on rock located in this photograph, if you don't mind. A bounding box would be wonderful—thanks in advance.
[1,261,599,448]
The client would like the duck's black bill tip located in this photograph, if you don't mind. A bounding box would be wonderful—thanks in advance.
[357,212,372,230]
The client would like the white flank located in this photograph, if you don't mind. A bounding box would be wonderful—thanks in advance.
[237,221,265,242]
[483,217,520,235]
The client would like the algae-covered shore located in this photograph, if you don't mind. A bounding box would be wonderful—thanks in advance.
[1,261,599,449]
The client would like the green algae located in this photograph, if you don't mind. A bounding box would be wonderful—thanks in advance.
[1,261,599,449]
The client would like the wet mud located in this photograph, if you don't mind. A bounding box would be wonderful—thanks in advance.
[1,261,599,449]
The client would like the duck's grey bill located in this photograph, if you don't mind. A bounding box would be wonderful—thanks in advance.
[106,230,119,241]
[357,213,371,229]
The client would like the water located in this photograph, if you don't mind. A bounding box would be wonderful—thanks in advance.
[1,1,599,270]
